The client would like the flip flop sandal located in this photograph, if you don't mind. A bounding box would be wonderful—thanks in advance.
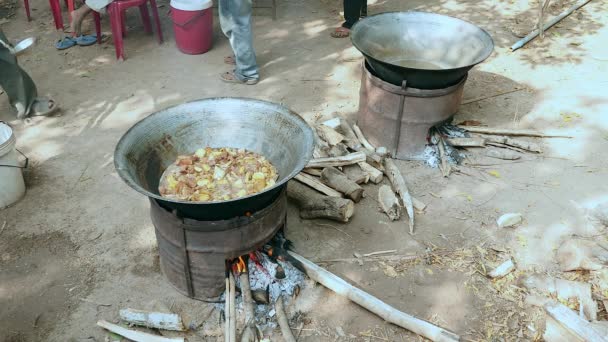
[224,55,236,65]
[220,71,259,85]
[56,37,76,50]
[330,27,350,38]
[75,35,97,46]
[29,97,59,117]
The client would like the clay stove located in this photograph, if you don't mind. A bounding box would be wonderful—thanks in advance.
[357,62,466,160]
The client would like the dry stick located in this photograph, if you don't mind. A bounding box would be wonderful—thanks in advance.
[287,181,355,222]
[459,126,572,138]
[321,117,341,129]
[343,164,369,184]
[301,168,323,177]
[225,276,231,342]
[378,185,401,221]
[461,88,524,105]
[358,162,383,184]
[485,149,522,160]
[229,272,237,342]
[384,159,415,234]
[538,0,551,39]
[338,119,363,150]
[436,137,451,178]
[97,320,184,342]
[119,308,185,331]
[544,301,608,342]
[486,142,529,154]
[307,152,366,168]
[445,137,486,148]
[485,136,542,153]
[328,143,350,157]
[353,124,376,151]
[288,252,460,342]
[321,167,364,202]
[412,197,426,212]
[316,125,345,146]
[239,270,256,342]
[275,296,297,342]
[294,173,342,197]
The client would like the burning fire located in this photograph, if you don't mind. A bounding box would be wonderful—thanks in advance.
[231,256,247,274]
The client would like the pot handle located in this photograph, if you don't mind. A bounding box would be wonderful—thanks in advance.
[0,149,29,169]
[169,9,207,29]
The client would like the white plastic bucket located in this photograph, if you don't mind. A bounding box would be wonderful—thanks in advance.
[0,122,26,209]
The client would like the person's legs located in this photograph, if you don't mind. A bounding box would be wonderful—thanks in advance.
[342,0,366,29]
[70,4,93,35]
[0,30,37,118]
[218,0,259,83]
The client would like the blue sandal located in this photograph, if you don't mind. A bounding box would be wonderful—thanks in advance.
[75,35,97,46]
[55,37,76,50]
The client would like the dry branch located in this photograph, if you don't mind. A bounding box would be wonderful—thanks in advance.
[287,181,355,222]
[321,167,364,202]
[485,149,522,160]
[225,276,231,342]
[544,301,608,342]
[275,296,297,342]
[301,168,323,177]
[384,159,415,234]
[412,197,426,212]
[307,152,366,168]
[119,309,185,331]
[316,125,345,146]
[445,137,486,147]
[378,185,401,221]
[343,164,369,184]
[321,117,341,129]
[229,272,236,342]
[288,252,460,342]
[458,126,571,138]
[239,271,256,342]
[436,136,451,177]
[294,173,342,197]
[97,320,184,342]
[485,136,542,153]
[358,162,383,184]
[353,124,376,151]
[338,119,363,150]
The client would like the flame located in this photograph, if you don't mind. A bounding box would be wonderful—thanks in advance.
[232,256,247,274]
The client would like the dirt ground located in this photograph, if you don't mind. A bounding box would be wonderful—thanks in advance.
[1,0,608,341]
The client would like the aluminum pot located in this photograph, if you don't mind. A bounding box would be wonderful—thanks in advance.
[114,98,315,220]
[350,11,494,89]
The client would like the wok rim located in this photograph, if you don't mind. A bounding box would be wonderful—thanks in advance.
[113,97,315,206]
[350,11,495,72]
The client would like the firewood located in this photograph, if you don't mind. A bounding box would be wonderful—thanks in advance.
[119,308,185,331]
[321,167,364,202]
[301,168,323,177]
[275,296,296,342]
[384,159,415,234]
[294,173,342,197]
[225,276,231,342]
[343,165,369,184]
[378,185,401,221]
[358,162,383,184]
[458,126,572,138]
[229,272,236,342]
[306,152,366,168]
[435,133,451,177]
[445,137,486,147]
[375,146,389,157]
[544,301,608,342]
[239,271,256,342]
[485,136,542,153]
[485,149,522,160]
[412,197,426,212]
[328,143,349,157]
[316,125,345,146]
[97,320,184,342]
[287,181,354,222]
[321,117,341,129]
[312,146,329,159]
[288,252,460,342]
[337,119,362,151]
[352,124,376,151]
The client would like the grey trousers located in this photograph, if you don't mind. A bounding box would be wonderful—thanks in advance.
[0,29,37,118]
[218,0,259,81]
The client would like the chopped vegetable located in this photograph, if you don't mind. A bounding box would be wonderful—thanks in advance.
[159,147,278,202]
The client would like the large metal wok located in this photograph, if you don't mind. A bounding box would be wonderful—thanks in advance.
[351,12,494,89]
[114,98,315,220]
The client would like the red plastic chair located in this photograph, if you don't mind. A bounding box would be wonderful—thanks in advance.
[23,0,31,21]
[107,0,163,61]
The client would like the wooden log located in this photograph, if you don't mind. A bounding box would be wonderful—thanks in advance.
[378,185,401,221]
[307,152,366,168]
[301,168,323,177]
[287,181,355,222]
[384,159,415,234]
[288,252,460,342]
[358,162,383,184]
[239,271,256,342]
[312,146,329,159]
[328,143,349,157]
[485,149,522,160]
[316,125,345,146]
[321,167,364,202]
[337,119,362,151]
[485,136,542,153]
[544,301,608,342]
[321,117,341,129]
[445,137,486,147]
[458,126,571,138]
[97,320,184,342]
[225,275,231,342]
[119,308,185,331]
[275,296,297,342]
[294,173,342,197]
[436,137,451,178]
[353,124,376,151]
[343,164,369,184]
[229,272,236,342]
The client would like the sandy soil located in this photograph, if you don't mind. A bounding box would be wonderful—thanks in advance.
[1,0,608,341]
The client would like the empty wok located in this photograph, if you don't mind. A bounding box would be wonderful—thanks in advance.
[351,11,494,89]
[114,98,315,220]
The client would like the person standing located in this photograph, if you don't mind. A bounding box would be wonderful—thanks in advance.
[218,0,260,85]
[331,0,368,38]
[0,29,58,118]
